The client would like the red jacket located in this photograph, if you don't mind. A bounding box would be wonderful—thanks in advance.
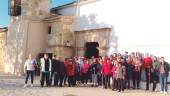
[111,64,117,78]
[102,60,112,76]
[81,63,90,74]
[143,57,153,68]
[66,63,76,76]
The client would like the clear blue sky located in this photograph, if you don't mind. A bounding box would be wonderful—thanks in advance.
[0,0,75,27]
[0,0,9,27]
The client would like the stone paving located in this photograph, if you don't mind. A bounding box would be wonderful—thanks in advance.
[0,75,169,96]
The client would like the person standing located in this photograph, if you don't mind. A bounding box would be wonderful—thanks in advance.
[97,57,103,86]
[50,55,57,86]
[81,59,90,86]
[124,51,132,89]
[132,52,143,89]
[58,57,66,87]
[102,58,112,89]
[90,58,98,87]
[52,57,60,86]
[24,54,36,87]
[116,57,126,92]
[151,56,160,92]
[66,59,76,87]
[143,53,153,91]
[40,53,52,87]
[157,57,170,94]
[111,59,117,91]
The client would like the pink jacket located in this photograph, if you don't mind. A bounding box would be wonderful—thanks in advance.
[111,64,117,78]
[81,63,90,74]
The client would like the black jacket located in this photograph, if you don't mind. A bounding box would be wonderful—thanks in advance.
[157,62,170,77]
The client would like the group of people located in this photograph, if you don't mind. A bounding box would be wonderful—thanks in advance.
[24,52,170,94]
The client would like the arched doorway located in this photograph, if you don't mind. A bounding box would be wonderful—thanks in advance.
[85,42,99,59]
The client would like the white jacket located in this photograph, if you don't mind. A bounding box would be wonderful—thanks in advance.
[40,58,52,72]
[24,59,36,71]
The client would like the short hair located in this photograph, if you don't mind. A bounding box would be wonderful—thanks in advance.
[44,53,48,57]
[53,55,56,58]
[160,57,164,59]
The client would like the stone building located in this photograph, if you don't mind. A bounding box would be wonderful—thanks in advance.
[4,0,111,75]
[0,27,8,73]
[2,0,170,76]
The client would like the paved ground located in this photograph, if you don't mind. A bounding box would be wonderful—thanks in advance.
[0,75,169,96]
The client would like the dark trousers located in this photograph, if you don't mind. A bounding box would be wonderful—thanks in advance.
[152,71,159,91]
[145,68,151,90]
[59,74,65,86]
[104,75,110,89]
[82,73,89,84]
[153,81,157,91]
[54,73,59,86]
[40,72,50,87]
[25,70,34,84]
[125,71,131,89]
[54,73,64,87]
[132,71,141,89]
[112,77,118,90]
[50,71,54,85]
[68,76,75,86]
[63,74,68,85]
[97,74,102,86]
[117,78,124,91]
[125,64,132,89]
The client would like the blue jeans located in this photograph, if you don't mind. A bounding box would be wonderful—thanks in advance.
[25,70,34,84]
[159,73,168,92]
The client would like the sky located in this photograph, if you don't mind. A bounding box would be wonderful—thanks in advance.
[0,0,9,27]
[0,0,75,27]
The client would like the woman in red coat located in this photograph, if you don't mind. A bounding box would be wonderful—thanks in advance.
[66,59,76,87]
[81,59,90,85]
[102,58,112,89]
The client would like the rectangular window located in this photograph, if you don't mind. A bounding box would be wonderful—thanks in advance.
[9,0,21,16]
[48,26,52,34]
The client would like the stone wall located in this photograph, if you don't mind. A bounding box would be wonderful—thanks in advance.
[5,0,50,75]
[46,16,74,59]
[0,31,7,73]
[75,28,111,57]
[22,0,50,19]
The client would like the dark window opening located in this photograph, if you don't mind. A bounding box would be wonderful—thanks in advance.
[85,42,99,59]
[9,0,21,16]
[48,26,51,34]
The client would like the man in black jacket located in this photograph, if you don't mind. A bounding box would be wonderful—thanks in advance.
[50,55,56,85]
[58,58,66,87]
[53,57,61,86]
